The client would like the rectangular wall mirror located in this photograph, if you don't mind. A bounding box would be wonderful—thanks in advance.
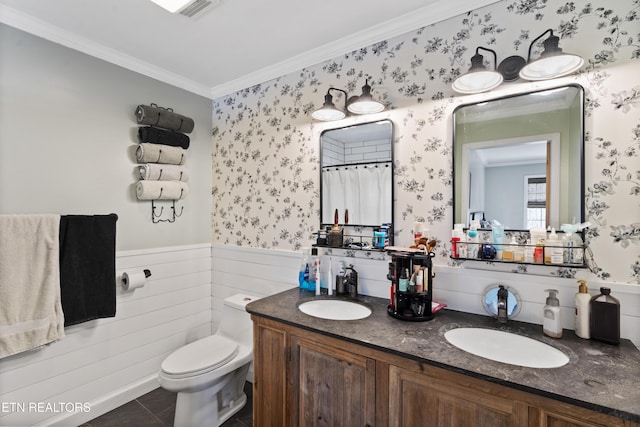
[453,85,584,230]
[320,120,394,227]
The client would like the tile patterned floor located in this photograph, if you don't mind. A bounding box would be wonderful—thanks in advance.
[80,382,252,427]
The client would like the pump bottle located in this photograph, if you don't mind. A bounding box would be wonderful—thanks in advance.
[574,280,590,339]
[543,289,562,338]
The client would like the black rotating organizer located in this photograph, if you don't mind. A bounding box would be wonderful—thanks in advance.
[387,250,435,321]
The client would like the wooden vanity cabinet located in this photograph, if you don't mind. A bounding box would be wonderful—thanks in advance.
[251,316,639,427]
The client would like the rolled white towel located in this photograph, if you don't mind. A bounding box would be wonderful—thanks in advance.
[139,164,190,182]
[136,143,186,165]
[136,181,189,200]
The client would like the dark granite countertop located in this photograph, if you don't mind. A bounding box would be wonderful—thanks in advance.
[247,287,640,422]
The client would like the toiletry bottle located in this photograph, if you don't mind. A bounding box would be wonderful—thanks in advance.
[543,289,562,338]
[314,258,321,296]
[468,221,480,258]
[415,269,424,292]
[502,237,514,262]
[544,228,564,265]
[512,238,524,262]
[336,261,347,295]
[413,221,424,240]
[310,248,320,295]
[491,224,504,260]
[327,257,333,296]
[299,248,312,291]
[458,230,468,258]
[534,239,544,264]
[398,268,409,292]
[560,224,584,265]
[451,224,463,258]
[589,287,620,345]
[574,280,590,339]
[524,239,534,263]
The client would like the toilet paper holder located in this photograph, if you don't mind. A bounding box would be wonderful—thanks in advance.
[121,269,152,290]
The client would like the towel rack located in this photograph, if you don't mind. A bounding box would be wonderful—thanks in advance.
[151,200,184,223]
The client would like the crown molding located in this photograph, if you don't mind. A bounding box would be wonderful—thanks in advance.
[0,4,212,98]
[1,0,500,100]
[209,0,501,99]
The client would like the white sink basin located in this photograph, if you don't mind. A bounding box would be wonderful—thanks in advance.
[298,299,372,320]
[444,327,569,368]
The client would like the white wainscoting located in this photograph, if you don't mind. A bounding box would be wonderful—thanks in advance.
[211,245,640,347]
[0,243,212,427]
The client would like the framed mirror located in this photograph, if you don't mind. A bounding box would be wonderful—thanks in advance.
[320,120,393,227]
[453,85,584,230]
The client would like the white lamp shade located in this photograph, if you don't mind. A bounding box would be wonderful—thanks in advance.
[452,70,503,94]
[519,54,584,81]
[347,99,385,115]
[312,107,346,121]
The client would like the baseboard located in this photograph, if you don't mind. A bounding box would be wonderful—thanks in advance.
[36,374,160,427]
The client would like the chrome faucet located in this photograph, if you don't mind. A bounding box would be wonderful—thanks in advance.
[497,285,509,323]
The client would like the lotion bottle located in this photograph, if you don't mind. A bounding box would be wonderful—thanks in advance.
[574,280,590,339]
[543,289,562,338]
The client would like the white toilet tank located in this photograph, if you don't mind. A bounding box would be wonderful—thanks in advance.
[218,294,260,346]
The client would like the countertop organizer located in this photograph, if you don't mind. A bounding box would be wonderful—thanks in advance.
[133,103,194,223]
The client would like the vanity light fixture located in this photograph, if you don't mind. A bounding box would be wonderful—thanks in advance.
[519,29,584,81]
[312,88,348,121]
[452,47,504,94]
[452,30,584,94]
[312,79,384,121]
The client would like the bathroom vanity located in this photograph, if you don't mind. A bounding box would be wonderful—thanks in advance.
[247,288,640,427]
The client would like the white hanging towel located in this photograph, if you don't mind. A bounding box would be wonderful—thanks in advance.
[0,214,65,359]
[139,164,190,182]
[136,143,186,165]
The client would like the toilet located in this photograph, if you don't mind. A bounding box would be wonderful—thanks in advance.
[158,294,259,427]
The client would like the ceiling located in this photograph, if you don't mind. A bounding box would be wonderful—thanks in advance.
[0,0,499,99]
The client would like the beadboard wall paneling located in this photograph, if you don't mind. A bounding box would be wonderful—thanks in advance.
[211,244,300,328]
[212,245,640,348]
[0,244,212,427]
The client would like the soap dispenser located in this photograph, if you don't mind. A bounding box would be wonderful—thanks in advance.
[543,289,562,338]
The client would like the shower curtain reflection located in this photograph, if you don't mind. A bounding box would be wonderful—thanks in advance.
[321,162,392,226]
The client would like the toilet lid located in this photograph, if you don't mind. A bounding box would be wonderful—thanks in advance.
[162,335,239,377]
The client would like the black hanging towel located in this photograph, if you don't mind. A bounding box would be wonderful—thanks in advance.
[59,214,118,326]
[135,104,195,134]
[138,126,190,149]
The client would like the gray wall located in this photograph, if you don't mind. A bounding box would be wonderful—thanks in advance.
[0,24,213,251]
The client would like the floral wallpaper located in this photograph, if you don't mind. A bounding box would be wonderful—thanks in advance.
[212,0,640,284]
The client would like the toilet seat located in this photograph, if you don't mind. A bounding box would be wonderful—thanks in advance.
[161,335,239,379]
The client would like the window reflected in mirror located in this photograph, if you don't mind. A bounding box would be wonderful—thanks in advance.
[320,120,393,227]
[453,85,584,230]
